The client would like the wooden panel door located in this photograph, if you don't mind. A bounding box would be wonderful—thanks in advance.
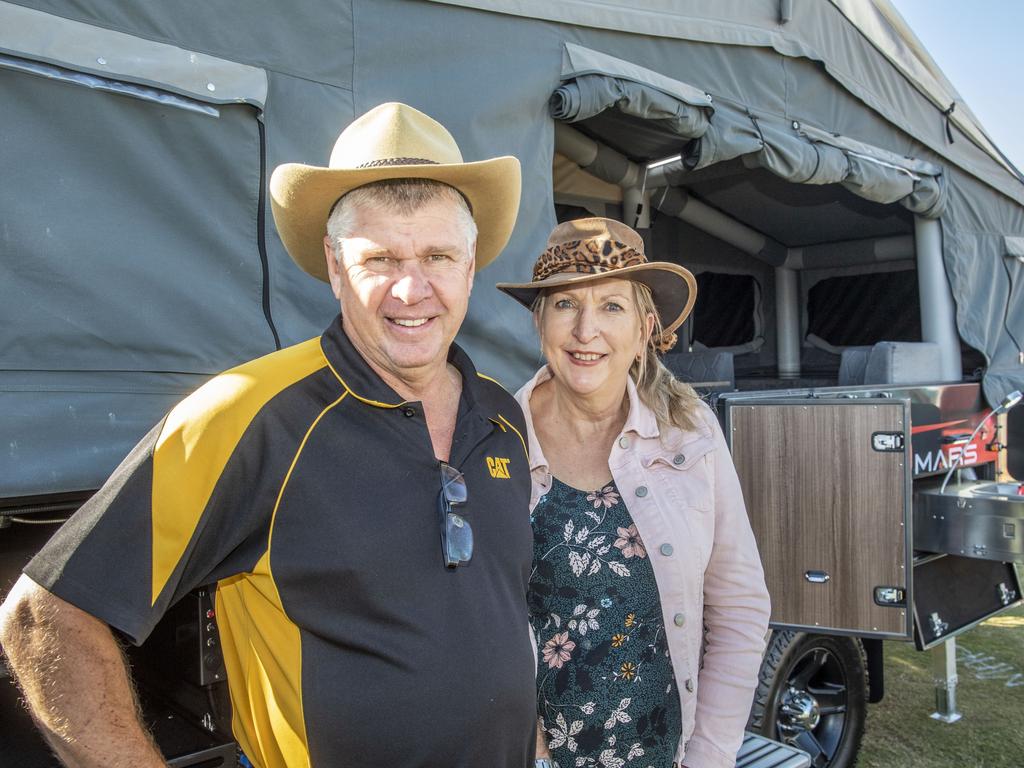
[728,400,911,637]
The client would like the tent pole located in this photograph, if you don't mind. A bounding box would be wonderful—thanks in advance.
[622,186,650,230]
[554,123,784,264]
[775,265,801,378]
[784,235,915,269]
[622,186,652,254]
[915,216,962,380]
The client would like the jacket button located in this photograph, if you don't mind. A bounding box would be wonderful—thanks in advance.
[635,486,648,498]
[684,678,694,693]
[402,407,416,418]
[660,543,674,556]
[673,453,685,465]
[618,436,630,449]
[673,612,686,627]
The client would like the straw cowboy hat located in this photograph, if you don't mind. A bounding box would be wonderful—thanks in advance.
[270,102,521,281]
[496,217,697,350]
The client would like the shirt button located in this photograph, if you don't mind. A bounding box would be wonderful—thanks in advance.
[673,612,686,627]
[618,436,630,449]
[684,678,694,693]
[660,543,674,557]
[402,407,416,418]
[635,486,648,498]
[673,453,685,465]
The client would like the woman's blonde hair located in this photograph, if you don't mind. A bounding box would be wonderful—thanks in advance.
[534,281,702,433]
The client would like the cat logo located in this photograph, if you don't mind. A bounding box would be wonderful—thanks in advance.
[487,456,511,479]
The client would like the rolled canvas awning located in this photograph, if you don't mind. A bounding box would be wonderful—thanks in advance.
[551,43,946,218]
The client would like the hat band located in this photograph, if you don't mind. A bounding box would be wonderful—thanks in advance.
[533,240,645,282]
[355,157,439,168]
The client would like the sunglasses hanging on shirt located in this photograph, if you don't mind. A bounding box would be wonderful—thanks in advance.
[438,461,473,568]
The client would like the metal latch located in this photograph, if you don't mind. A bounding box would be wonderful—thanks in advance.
[874,586,906,606]
[872,431,905,452]
[929,612,949,638]
[804,570,830,584]
[997,582,1018,606]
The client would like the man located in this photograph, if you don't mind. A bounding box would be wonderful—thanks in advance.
[0,103,536,767]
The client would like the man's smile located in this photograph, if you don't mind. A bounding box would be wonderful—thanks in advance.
[389,317,432,328]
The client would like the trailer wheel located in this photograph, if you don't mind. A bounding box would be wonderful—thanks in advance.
[749,631,867,768]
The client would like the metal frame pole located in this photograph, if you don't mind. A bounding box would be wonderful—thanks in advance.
[775,266,801,378]
[915,216,962,380]
[929,637,963,723]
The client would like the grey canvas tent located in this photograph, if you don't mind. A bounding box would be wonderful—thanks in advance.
[2,0,1023,501]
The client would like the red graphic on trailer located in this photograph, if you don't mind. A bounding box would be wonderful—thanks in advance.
[910,413,999,476]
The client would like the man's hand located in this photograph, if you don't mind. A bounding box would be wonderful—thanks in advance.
[0,575,168,767]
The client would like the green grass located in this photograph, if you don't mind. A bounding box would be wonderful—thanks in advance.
[857,605,1024,768]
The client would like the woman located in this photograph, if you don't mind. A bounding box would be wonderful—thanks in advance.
[497,218,770,768]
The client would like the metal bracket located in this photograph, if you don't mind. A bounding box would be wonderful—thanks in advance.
[873,586,906,606]
[872,431,905,452]
[929,612,949,638]
[997,582,1018,606]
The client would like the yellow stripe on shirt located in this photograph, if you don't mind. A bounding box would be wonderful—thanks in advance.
[150,337,327,606]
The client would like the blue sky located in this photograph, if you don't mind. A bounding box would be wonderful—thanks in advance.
[890,0,1024,171]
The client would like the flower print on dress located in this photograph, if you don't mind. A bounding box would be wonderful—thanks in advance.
[613,524,646,559]
[617,662,637,681]
[546,712,583,753]
[586,485,620,509]
[543,631,577,669]
[529,478,681,767]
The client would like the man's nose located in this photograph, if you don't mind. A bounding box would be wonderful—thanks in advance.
[391,264,433,304]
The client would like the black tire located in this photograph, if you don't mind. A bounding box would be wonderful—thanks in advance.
[748,631,867,768]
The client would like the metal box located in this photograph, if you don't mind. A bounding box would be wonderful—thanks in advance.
[911,554,1022,649]
[915,481,1024,562]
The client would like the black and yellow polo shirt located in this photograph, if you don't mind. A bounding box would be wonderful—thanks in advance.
[26,316,536,768]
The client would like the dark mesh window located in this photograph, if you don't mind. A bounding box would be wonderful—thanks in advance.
[692,273,756,347]
[807,271,920,346]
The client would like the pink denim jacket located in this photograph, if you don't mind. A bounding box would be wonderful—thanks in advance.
[516,367,771,768]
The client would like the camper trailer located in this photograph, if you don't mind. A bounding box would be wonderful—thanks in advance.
[1,1,1022,766]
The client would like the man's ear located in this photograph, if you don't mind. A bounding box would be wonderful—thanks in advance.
[466,239,477,295]
[324,236,343,299]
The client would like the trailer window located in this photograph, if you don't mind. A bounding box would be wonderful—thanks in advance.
[806,270,920,346]
[692,272,758,347]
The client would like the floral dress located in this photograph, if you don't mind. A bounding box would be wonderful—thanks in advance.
[529,478,681,768]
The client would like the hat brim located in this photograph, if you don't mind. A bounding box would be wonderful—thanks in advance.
[495,262,698,337]
[270,156,521,281]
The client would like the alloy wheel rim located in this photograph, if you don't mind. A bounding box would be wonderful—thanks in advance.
[774,647,849,767]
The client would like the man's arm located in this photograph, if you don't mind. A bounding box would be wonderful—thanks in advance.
[0,574,167,768]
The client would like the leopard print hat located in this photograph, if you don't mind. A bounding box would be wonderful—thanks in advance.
[495,217,697,353]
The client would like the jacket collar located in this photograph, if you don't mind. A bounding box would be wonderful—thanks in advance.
[320,314,485,409]
[515,365,661,473]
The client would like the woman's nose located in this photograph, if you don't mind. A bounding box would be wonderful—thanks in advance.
[573,305,599,342]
